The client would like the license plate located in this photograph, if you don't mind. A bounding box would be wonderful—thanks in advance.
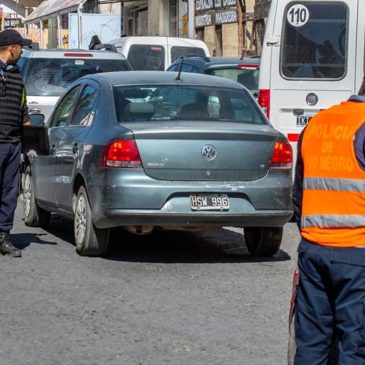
[190,194,229,211]
[296,114,315,127]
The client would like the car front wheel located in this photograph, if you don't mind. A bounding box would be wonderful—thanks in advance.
[74,185,110,256]
[23,166,50,227]
[244,227,283,257]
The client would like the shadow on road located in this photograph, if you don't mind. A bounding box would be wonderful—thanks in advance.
[105,227,291,264]
[39,216,291,264]
[12,232,57,250]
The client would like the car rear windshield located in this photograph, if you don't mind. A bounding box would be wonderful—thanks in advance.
[171,46,206,62]
[207,66,259,92]
[281,2,348,79]
[114,85,267,125]
[20,58,130,96]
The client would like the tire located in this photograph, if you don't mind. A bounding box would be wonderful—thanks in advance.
[74,185,110,256]
[244,227,283,257]
[23,166,50,227]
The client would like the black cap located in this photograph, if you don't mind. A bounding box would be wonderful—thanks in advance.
[0,29,32,47]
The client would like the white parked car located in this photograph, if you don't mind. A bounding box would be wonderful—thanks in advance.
[18,47,132,121]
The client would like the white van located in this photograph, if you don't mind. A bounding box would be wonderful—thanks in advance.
[258,0,364,156]
[107,36,210,71]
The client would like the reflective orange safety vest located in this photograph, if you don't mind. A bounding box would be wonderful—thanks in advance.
[301,101,365,247]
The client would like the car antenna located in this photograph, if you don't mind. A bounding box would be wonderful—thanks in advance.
[175,56,184,80]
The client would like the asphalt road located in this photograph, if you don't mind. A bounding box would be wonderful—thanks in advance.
[0,204,300,365]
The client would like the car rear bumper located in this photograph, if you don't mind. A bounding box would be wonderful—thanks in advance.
[94,209,293,229]
[88,169,293,229]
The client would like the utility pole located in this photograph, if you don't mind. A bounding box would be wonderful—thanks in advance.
[188,0,194,38]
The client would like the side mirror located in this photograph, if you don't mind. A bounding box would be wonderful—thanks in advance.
[28,113,45,127]
[22,123,49,156]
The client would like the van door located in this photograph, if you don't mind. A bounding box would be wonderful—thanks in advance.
[269,0,358,148]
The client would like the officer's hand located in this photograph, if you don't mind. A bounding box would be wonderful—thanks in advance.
[23,119,31,126]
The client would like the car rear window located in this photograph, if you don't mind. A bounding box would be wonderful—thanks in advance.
[281,2,348,79]
[21,58,130,96]
[127,45,165,71]
[208,67,259,92]
[114,85,267,125]
[171,46,206,62]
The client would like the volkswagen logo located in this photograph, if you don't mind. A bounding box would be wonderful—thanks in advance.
[201,144,217,161]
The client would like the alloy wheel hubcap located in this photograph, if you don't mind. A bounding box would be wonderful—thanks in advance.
[23,174,32,217]
[75,194,87,245]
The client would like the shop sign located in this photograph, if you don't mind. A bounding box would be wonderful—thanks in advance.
[222,0,237,6]
[195,0,214,11]
[215,9,237,24]
[195,13,213,27]
[214,0,236,8]
[4,18,23,28]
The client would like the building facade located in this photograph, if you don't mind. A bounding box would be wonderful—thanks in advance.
[24,0,266,55]
[253,0,270,54]
[194,0,256,57]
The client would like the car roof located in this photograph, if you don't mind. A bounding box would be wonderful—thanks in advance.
[21,48,127,60]
[170,55,260,68]
[88,71,244,89]
[209,56,260,66]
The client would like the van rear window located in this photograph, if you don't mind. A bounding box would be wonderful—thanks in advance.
[281,2,348,79]
[128,45,165,71]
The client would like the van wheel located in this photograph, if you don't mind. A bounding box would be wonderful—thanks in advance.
[244,227,283,257]
[23,166,50,227]
[74,186,110,256]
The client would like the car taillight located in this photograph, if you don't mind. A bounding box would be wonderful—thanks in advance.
[237,64,259,69]
[101,140,142,168]
[258,89,270,118]
[64,53,93,57]
[270,141,293,170]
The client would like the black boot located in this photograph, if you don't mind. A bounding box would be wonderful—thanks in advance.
[0,231,21,257]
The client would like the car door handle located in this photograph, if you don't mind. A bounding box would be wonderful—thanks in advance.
[72,143,78,154]
[29,108,41,113]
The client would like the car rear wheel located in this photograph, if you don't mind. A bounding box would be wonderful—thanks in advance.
[74,186,110,256]
[244,227,283,257]
[23,166,50,227]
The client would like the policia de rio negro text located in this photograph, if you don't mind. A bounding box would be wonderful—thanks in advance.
[293,81,365,363]
[0,29,32,258]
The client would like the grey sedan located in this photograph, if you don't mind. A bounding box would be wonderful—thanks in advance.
[23,71,293,257]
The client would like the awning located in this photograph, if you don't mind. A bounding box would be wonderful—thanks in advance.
[25,0,82,23]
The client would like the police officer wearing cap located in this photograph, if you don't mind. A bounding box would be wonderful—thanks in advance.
[0,29,32,258]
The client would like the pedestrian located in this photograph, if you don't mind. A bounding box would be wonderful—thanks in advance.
[0,29,32,258]
[293,79,365,364]
[88,35,101,50]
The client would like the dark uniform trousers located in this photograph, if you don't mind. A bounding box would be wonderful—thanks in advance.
[295,239,365,365]
[0,142,21,232]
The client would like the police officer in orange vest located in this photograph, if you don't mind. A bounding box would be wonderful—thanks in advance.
[293,83,365,364]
